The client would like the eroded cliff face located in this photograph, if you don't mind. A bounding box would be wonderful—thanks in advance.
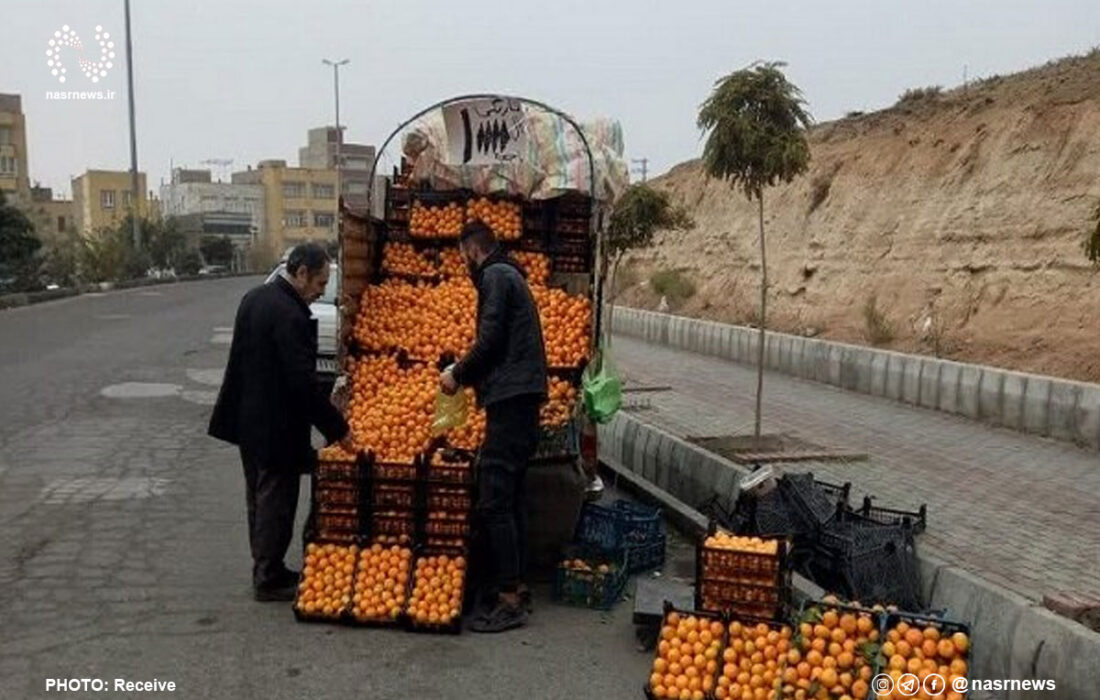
[619,52,1100,382]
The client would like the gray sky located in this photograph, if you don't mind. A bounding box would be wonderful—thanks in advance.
[4,0,1099,197]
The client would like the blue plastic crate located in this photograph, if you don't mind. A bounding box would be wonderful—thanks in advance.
[576,499,663,551]
[625,534,666,574]
[552,546,628,610]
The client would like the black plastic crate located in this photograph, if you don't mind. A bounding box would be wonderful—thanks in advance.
[696,522,789,584]
[425,483,473,512]
[794,599,886,698]
[553,545,628,610]
[642,602,727,700]
[406,544,468,635]
[807,531,923,612]
[780,472,843,533]
[883,610,973,697]
[860,496,928,534]
[576,499,663,551]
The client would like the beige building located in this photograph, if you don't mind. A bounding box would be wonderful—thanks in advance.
[27,185,75,237]
[298,126,375,209]
[0,93,31,204]
[72,169,149,236]
[232,159,337,262]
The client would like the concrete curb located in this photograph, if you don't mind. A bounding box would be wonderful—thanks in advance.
[611,307,1100,452]
[0,273,261,311]
[598,411,1100,700]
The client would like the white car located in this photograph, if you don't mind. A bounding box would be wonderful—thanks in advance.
[265,262,338,377]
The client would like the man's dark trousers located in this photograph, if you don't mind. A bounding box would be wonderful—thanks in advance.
[240,448,301,588]
[477,394,541,594]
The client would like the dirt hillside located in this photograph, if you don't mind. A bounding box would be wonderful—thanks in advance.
[618,51,1100,383]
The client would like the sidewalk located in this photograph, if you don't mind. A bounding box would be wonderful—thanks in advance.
[612,334,1100,604]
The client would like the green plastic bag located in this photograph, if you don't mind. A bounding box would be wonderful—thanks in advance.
[431,388,468,436]
[582,350,622,424]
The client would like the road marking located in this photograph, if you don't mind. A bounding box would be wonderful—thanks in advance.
[181,389,218,406]
[210,333,233,345]
[39,477,171,505]
[100,382,182,399]
[213,327,233,333]
[185,369,224,387]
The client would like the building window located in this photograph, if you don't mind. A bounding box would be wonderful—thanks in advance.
[101,190,115,209]
[57,216,66,232]
[0,127,11,145]
[123,191,133,208]
[282,181,305,198]
[345,180,369,196]
[345,158,370,171]
[314,212,335,228]
[312,183,334,199]
[285,210,306,227]
[0,155,17,175]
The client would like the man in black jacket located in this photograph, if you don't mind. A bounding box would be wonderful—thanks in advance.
[209,243,350,601]
[441,220,548,633]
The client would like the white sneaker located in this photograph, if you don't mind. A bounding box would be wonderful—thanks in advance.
[585,474,605,501]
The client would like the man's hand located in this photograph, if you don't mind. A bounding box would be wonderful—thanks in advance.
[338,434,358,454]
[439,369,459,396]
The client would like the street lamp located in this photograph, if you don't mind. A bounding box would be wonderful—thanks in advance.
[322,58,349,203]
[124,0,141,250]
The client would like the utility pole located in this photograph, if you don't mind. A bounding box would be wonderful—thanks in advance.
[124,0,141,250]
[631,157,649,183]
[322,58,349,202]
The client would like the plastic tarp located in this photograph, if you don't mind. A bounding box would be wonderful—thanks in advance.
[401,101,629,204]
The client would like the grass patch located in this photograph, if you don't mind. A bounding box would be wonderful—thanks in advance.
[862,294,894,346]
[896,86,942,106]
[650,269,696,305]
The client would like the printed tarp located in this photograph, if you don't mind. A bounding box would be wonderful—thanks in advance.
[401,99,629,204]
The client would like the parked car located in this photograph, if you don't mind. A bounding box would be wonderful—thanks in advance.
[265,262,338,379]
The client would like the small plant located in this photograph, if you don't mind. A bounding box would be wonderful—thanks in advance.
[1083,203,1100,265]
[845,110,865,118]
[896,86,942,105]
[862,294,894,346]
[650,269,696,304]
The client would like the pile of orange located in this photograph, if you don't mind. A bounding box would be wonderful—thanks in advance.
[382,242,436,277]
[466,197,522,240]
[532,287,592,366]
[880,619,969,700]
[296,542,359,619]
[789,600,880,700]
[713,619,793,700]
[445,390,486,450]
[410,201,464,238]
[344,355,436,460]
[513,250,551,286]
[353,278,478,360]
[648,611,724,700]
[318,444,357,462]
[409,554,465,626]
[704,532,780,555]
[541,377,578,427]
[350,543,412,622]
[560,558,612,575]
[439,248,466,278]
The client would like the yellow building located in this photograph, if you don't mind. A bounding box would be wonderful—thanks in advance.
[0,93,31,203]
[27,185,75,237]
[232,159,337,262]
[72,169,149,236]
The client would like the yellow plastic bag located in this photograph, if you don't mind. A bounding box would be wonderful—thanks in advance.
[430,388,468,437]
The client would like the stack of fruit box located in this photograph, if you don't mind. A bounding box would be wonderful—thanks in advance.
[695,522,792,621]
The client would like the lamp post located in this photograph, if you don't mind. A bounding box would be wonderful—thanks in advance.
[322,58,349,203]
[124,0,141,249]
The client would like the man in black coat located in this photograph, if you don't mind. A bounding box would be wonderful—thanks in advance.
[209,243,350,601]
[440,220,547,632]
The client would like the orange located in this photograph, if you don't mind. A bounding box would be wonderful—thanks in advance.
[951,632,970,655]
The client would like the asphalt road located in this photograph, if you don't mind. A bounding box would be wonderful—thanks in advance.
[0,278,657,700]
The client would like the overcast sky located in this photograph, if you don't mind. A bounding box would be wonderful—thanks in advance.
[4,0,1099,198]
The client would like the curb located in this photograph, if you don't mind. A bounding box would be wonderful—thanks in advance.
[598,411,1100,700]
[0,273,261,310]
[611,307,1100,452]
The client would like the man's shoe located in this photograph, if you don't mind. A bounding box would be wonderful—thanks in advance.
[253,583,297,602]
[518,587,534,614]
[274,568,300,588]
[469,602,527,633]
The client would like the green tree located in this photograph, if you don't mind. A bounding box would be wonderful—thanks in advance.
[200,235,235,267]
[698,61,812,440]
[0,191,42,290]
[146,217,187,270]
[604,184,693,309]
[179,249,203,276]
[38,223,82,287]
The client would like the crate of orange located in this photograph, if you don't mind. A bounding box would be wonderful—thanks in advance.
[710,614,796,700]
[791,596,886,700]
[880,610,971,700]
[643,603,726,700]
[346,539,414,627]
[406,545,468,634]
[293,540,360,624]
[695,524,792,620]
[553,544,628,611]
